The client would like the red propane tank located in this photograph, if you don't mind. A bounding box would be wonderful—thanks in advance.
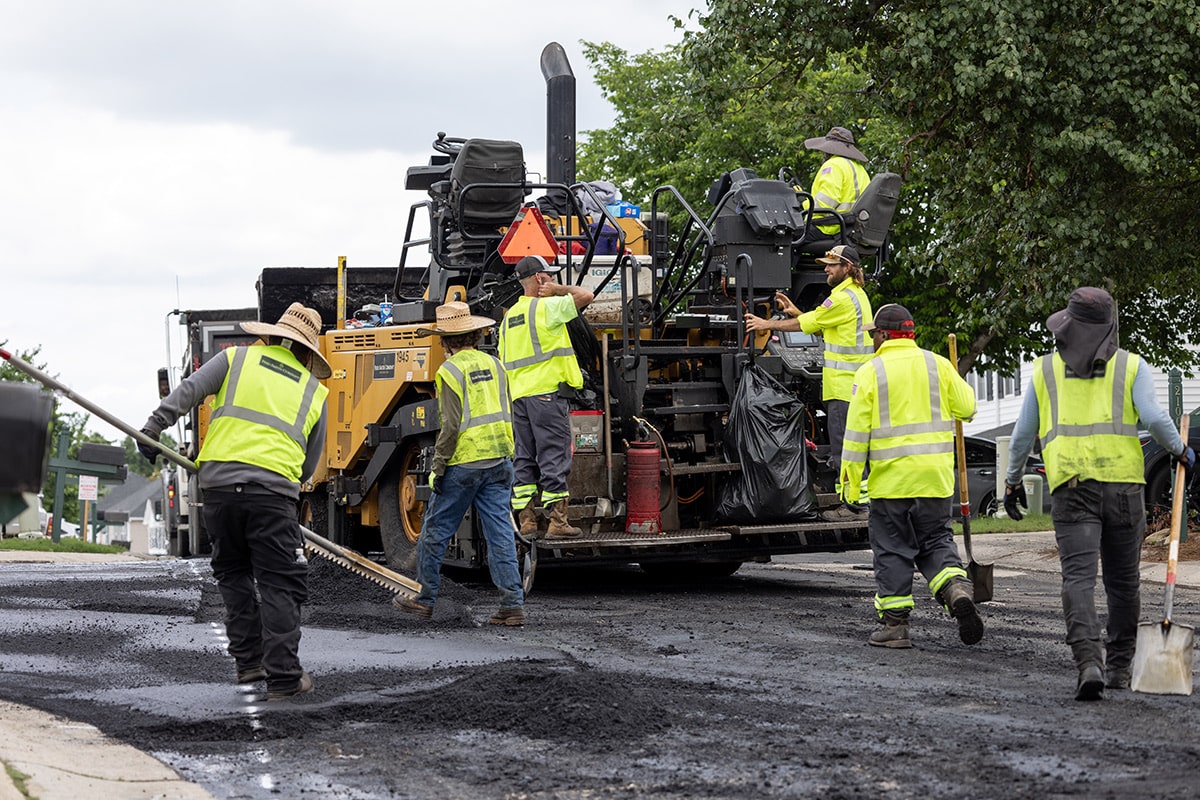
[625,439,662,534]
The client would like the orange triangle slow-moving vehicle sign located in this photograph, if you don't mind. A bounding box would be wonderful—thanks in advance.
[497,205,559,264]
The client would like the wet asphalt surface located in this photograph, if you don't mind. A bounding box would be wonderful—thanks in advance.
[1,550,1199,799]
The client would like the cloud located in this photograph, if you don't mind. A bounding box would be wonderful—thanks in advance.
[0,0,696,440]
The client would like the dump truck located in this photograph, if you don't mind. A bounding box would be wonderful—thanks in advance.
[164,43,902,582]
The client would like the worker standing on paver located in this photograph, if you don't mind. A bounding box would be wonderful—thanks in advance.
[1004,286,1194,700]
[499,255,594,540]
[840,304,984,648]
[139,303,330,700]
[744,243,874,520]
[391,301,526,626]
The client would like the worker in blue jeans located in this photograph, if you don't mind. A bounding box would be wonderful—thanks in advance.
[392,302,525,625]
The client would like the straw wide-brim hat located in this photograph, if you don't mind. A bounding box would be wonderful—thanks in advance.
[804,126,868,162]
[416,301,495,337]
[241,302,333,379]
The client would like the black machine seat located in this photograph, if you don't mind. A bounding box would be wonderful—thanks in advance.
[841,171,901,255]
[449,139,527,228]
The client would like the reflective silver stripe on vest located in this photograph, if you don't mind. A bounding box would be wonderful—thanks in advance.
[1040,350,1138,446]
[822,289,873,370]
[441,356,512,429]
[503,298,576,370]
[210,348,318,449]
[872,350,952,439]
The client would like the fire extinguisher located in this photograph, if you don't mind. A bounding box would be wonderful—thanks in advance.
[625,423,662,535]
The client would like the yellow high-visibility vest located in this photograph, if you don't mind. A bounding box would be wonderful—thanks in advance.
[499,295,583,400]
[199,345,328,483]
[811,156,870,235]
[797,277,873,401]
[436,348,514,465]
[1033,350,1144,492]
[840,339,976,501]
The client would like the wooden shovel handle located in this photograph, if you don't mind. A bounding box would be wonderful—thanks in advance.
[1166,414,1190,620]
[948,335,971,514]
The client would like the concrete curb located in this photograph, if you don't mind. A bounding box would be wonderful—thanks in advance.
[0,701,216,800]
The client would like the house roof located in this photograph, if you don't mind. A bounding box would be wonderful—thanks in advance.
[97,474,161,518]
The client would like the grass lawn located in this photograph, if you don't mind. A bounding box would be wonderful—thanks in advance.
[954,513,1054,534]
[0,537,127,555]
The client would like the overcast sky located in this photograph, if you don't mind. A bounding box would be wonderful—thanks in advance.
[1,0,698,441]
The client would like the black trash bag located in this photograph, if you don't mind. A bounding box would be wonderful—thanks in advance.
[715,364,817,523]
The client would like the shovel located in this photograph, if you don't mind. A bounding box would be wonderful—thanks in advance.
[0,345,421,598]
[949,334,993,602]
[1132,415,1194,695]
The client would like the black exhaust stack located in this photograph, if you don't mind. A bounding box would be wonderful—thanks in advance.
[541,42,575,211]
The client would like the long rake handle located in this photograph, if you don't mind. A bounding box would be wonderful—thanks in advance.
[1165,415,1190,623]
[0,347,197,474]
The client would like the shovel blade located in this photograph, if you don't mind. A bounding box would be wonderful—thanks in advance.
[968,561,994,603]
[1131,621,1195,695]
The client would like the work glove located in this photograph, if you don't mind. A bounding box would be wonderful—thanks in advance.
[137,427,161,465]
[1177,446,1196,471]
[1003,482,1027,521]
[428,472,443,495]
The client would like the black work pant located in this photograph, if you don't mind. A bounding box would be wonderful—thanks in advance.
[1051,480,1144,671]
[512,393,573,502]
[203,488,308,693]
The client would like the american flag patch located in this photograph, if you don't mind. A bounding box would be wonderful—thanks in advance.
[851,384,859,395]
[822,298,833,308]
[821,167,832,174]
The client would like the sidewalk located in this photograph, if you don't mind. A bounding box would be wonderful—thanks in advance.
[1,534,1197,799]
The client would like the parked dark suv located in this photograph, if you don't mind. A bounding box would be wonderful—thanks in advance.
[1140,409,1200,518]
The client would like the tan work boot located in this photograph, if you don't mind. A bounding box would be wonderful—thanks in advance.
[517,504,540,538]
[941,579,984,645]
[868,611,912,648]
[546,501,582,539]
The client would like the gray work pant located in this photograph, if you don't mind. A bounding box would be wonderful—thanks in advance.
[869,496,964,602]
[512,393,573,497]
[825,398,849,475]
[1051,480,1144,671]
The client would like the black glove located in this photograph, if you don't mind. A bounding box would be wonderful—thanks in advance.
[137,427,161,464]
[428,472,443,495]
[1178,446,1196,470]
[1004,482,1027,521]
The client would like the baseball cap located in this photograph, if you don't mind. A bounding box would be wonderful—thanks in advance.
[816,244,861,267]
[864,303,915,333]
[514,255,562,279]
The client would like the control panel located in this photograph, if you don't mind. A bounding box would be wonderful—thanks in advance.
[764,328,824,380]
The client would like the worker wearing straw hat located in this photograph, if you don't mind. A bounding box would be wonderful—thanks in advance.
[139,302,331,701]
[391,302,526,626]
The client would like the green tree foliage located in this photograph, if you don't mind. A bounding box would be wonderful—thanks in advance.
[583,1,1200,374]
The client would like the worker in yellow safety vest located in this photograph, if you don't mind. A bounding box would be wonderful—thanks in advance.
[139,302,330,701]
[391,301,526,627]
[840,303,983,649]
[795,127,871,256]
[1004,286,1193,700]
[744,243,874,521]
[499,255,594,540]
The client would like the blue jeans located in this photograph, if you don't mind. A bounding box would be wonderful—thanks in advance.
[416,460,524,609]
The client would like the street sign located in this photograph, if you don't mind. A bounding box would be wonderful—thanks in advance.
[78,474,99,502]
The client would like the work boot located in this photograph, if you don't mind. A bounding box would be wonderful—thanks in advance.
[1076,664,1105,701]
[868,611,912,648]
[1104,666,1132,691]
[546,502,582,539]
[820,503,869,523]
[236,664,267,685]
[517,505,540,538]
[489,606,526,627]
[391,595,433,620]
[942,580,984,645]
[267,671,315,701]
